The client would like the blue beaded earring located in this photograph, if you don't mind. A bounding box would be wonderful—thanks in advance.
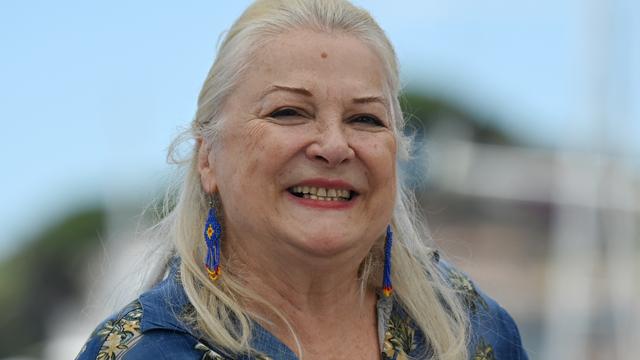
[203,195,222,281]
[382,224,393,297]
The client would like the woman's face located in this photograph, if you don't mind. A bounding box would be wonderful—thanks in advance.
[200,30,396,261]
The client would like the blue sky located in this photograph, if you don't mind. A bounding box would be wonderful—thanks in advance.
[1,0,638,257]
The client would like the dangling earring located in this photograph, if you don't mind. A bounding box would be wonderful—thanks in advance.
[382,224,393,297]
[203,195,222,281]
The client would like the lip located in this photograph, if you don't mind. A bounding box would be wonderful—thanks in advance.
[286,177,358,210]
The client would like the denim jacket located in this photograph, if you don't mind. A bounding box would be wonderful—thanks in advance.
[75,258,528,359]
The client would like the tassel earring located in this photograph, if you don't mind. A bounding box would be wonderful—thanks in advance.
[383,224,393,297]
[204,195,222,281]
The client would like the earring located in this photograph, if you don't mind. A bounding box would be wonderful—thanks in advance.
[204,195,222,281]
[383,224,393,297]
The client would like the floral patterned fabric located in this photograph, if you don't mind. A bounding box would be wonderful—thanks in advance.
[382,309,417,360]
[75,258,527,359]
[76,301,143,360]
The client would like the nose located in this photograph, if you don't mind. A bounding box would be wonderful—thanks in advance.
[305,121,355,167]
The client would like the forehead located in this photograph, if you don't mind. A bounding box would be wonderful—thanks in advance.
[246,30,387,97]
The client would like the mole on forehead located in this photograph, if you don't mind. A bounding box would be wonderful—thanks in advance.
[320,52,328,59]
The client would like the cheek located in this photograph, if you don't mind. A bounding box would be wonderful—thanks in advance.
[215,124,272,222]
[219,122,268,178]
[219,121,302,188]
[355,134,397,183]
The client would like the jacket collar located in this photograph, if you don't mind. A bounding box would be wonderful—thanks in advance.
[138,258,193,334]
[136,259,299,358]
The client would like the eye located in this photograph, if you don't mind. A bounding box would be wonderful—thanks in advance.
[350,114,385,127]
[269,108,301,118]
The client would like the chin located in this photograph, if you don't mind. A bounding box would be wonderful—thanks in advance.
[292,232,363,259]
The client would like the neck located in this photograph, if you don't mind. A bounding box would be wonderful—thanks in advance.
[227,231,373,313]
[225,231,380,357]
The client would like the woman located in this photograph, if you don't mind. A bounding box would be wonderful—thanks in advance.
[76,0,527,359]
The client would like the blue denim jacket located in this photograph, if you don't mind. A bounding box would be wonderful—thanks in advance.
[75,258,528,359]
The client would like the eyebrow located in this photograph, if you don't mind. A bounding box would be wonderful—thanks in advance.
[261,84,387,107]
[261,85,313,98]
[352,96,387,107]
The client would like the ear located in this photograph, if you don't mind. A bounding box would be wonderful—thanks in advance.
[197,137,217,194]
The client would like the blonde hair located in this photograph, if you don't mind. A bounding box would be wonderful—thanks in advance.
[151,0,469,358]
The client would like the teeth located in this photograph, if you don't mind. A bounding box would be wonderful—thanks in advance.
[291,185,353,201]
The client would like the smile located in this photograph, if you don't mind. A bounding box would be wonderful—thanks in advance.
[287,186,356,201]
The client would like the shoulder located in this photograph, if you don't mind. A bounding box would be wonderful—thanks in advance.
[74,264,232,360]
[437,259,529,359]
[74,299,206,360]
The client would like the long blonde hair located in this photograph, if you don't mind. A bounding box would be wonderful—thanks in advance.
[150,0,469,358]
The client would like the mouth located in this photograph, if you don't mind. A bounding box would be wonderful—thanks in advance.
[287,185,358,202]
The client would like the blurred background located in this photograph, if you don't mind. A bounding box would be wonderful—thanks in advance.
[1,0,638,359]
